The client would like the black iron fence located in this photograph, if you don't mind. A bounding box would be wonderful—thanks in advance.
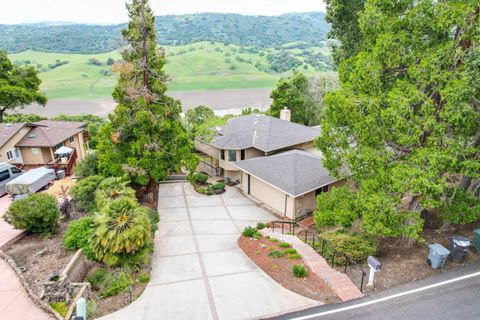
[271,220,367,292]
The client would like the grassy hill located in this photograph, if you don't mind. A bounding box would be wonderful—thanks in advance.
[1,12,329,54]
[10,41,332,99]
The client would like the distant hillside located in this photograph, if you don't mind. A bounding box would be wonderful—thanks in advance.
[0,12,329,54]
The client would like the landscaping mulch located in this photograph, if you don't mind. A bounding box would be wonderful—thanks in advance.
[238,235,340,304]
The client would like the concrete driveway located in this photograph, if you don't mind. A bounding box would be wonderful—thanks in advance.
[101,182,317,320]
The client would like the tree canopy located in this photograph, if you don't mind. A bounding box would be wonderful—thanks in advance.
[0,51,47,122]
[315,1,480,240]
[97,0,197,188]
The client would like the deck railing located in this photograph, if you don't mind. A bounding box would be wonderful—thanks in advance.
[272,220,367,292]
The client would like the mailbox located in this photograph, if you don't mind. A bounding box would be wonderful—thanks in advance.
[368,256,382,272]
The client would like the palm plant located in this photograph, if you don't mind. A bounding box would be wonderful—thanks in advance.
[95,177,137,209]
[91,197,151,266]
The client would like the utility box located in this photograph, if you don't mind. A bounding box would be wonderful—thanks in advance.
[473,229,480,254]
[427,243,450,269]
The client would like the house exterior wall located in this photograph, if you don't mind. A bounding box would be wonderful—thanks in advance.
[194,139,219,159]
[20,147,48,165]
[245,148,264,159]
[248,175,294,218]
[0,127,30,164]
[61,132,87,162]
[294,191,317,219]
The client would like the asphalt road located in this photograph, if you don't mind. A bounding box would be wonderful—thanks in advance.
[271,264,480,320]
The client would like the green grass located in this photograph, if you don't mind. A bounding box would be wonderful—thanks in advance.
[9,41,331,100]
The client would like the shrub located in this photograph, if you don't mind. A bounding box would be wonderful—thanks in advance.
[4,193,59,235]
[212,182,225,190]
[288,253,302,260]
[268,250,285,258]
[242,226,257,237]
[148,209,160,232]
[63,216,96,259]
[279,242,291,248]
[284,248,297,254]
[50,301,68,317]
[137,273,151,284]
[100,272,133,298]
[256,222,265,230]
[70,175,104,212]
[193,172,208,184]
[268,237,279,242]
[94,177,136,209]
[90,198,151,267]
[87,267,108,290]
[74,152,99,178]
[292,265,308,278]
[321,231,378,265]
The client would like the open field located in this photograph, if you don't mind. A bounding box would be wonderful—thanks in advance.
[9,41,332,100]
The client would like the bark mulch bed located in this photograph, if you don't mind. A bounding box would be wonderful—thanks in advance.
[239,235,340,304]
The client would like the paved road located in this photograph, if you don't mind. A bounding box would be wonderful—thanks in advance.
[101,182,317,320]
[0,195,52,320]
[272,264,480,320]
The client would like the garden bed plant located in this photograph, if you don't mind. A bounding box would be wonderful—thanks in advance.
[191,172,226,196]
[238,225,339,303]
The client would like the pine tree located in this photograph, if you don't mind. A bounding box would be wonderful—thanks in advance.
[97,0,198,198]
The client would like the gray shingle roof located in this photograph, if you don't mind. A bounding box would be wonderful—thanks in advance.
[0,123,30,149]
[232,150,336,197]
[210,114,319,152]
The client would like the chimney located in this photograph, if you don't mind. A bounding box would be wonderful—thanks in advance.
[280,107,291,122]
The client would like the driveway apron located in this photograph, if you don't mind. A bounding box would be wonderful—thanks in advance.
[101,182,317,320]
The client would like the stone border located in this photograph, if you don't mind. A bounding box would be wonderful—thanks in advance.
[0,249,63,320]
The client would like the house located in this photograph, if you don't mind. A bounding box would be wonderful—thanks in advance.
[0,120,88,171]
[195,109,346,220]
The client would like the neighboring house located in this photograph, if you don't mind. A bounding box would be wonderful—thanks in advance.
[0,120,88,170]
[195,109,346,220]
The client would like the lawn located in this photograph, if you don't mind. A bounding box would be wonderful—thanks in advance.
[9,41,331,99]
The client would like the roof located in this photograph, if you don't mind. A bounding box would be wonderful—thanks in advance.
[209,114,319,152]
[0,123,31,149]
[232,150,337,197]
[15,121,86,148]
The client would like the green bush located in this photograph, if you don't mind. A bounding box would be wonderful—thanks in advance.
[4,193,59,235]
[137,273,151,284]
[268,250,285,258]
[256,222,265,230]
[321,231,378,264]
[90,198,151,267]
[193,172,208,184]
[148,209,160,232]
[268,237,279,242]
[284,248,297,254]
[50,301,68,317]
[242,226,258,237]
[95,177,136,209]
[74,152,99,178]
[292,265,308,277]
[100,272,133,298]
[70,175,104,212]
[278,242,291,248]
[288,253,302,260]
[212,182,225,190]
[63,216,96,259]
[87,267,108,291]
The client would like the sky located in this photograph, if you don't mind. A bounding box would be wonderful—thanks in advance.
[0,0,326,25]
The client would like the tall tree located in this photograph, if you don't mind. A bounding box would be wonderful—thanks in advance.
[267,73,320,126]
[0,51,47,122]
[316,1,480,241]
[325,0,366,65]
[97,0,198,199]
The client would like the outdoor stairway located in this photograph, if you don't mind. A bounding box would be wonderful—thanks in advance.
[263,228,363,302]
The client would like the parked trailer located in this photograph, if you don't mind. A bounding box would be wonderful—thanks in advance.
[5,167,56,196]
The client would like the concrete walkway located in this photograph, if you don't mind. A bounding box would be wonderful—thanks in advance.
[101,182,317,320]
[0,196,52,320]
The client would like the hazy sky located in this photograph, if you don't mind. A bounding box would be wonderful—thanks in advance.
[0,0,326,24]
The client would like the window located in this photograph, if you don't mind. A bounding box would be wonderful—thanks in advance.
[228,150,237,162]
[241,149,246,160]
[0,170,10,182]
[6,150,13,161]
[10,167,22,174]
[220,149,225,160]
[14,148,20,158]
[315,185,330,196]
[69,136,75,143]
[31,148,39,155]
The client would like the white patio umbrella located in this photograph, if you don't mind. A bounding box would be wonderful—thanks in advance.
[54,146,74,155]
